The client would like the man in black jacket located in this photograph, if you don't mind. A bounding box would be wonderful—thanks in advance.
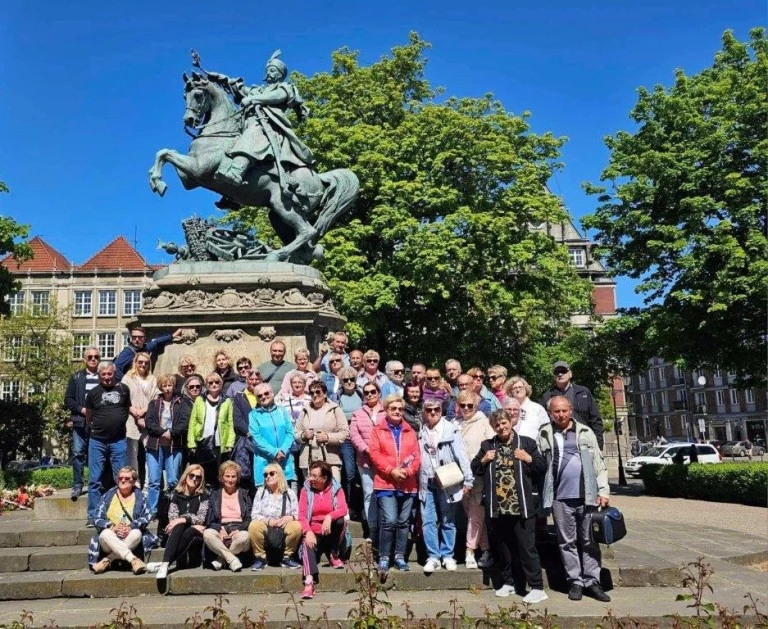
[64,347,101,500]
[540,361,603,449]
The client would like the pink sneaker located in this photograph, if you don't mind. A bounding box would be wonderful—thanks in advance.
[301,581,315,599]
[330,555,345,569]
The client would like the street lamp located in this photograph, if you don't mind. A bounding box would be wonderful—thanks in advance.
[611,384,627,486]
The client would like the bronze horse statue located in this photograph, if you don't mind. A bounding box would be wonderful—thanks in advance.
[148,72,358,263]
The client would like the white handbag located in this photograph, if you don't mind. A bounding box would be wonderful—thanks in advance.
[434,461,464,489]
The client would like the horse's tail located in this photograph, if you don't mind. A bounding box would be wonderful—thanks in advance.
[314,169,360,236]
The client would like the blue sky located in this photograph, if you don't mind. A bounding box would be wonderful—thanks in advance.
[1,1,762,308]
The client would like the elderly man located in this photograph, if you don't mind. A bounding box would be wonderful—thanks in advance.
[540,361,603,449]
[444,359,462,395]
[349,349,364,373]
[383,361,405,397]
[537,396,610,602]
[85,361,133,527]
[114,325,181,380]
[410,363,427,386]
[257,340,296,396]
[313,331,350,373]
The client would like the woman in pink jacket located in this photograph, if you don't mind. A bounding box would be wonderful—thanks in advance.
[368,395,421,575]
[350,382,385,543]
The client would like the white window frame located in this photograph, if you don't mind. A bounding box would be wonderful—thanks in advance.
[31,290,50,315]
[72,333,91,360]
[713,365,722,378]
[98,290,117,317]
[0,380,21,401]
[73,291,93,317]
[568,247,586,268]
[648,368,656,383]
[122,290,142,316]
[715,390,725,406]
[7,291,25,315]
[729,388,739,405]
[97,333,116,359]
[640,393,647,409]
[3,336,22,362]
[745,388,755,404]
[661,391,669,406]
[694,391,705,407]
[663,416,671,432]
[650,392,658,407]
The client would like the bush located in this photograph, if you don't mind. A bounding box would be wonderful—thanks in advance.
[0,466,87,490]
[640,462,768,507]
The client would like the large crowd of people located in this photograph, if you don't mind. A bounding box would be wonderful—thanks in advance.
[69,327,610,604]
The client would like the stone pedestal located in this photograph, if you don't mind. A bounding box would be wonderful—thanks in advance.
[137,261,345,375]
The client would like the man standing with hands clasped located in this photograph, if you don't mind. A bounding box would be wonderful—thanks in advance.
[537,396,611,602]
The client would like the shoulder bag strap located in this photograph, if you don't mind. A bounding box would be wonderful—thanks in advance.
[115,493,134,522]
[261,363,282,383]
[281,492,288,517]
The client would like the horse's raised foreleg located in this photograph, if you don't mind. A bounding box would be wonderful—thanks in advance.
[149,149,204,196]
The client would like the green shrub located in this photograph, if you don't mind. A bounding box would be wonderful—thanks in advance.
[0,467,87,490]
[640,462,768,506]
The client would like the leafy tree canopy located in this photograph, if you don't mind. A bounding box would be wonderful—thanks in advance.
[0,181,32,314]
[227,34,595,386]
[583,29,768,384]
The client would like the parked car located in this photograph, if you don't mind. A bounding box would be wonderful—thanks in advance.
[624,443,721,477]
[721,441,765,457]
[5,458,66,473]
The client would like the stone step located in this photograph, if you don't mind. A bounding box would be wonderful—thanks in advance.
[34,494,86,521]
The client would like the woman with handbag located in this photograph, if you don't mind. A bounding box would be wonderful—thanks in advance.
[248,463,301,570]
[295,381,349,482]
[203,461,252,571]
[418,398,474,574]
[187,373,235,488]
[248,384,297,490]
[153,464,210,579]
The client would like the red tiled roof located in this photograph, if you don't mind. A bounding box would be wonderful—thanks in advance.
[0,236,71,273]
[78,236,151,272]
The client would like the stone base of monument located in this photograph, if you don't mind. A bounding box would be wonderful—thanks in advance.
[137,261,345,374]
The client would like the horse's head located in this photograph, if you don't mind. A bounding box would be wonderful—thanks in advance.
[182,72,213,128]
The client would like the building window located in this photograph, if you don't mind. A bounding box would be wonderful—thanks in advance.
[72,333,91,359]
[73,291,92,317]
[97,333,116,359]
[0,380,21,401]
[123,290,142,316]
[729,388,739,405]
[663,416,671,432]
[568,247,585,268]
[650,392,658,407]
[98,291,117,316]
[715,390,725,406]
[638,375,646,388]
[31,291,50,315]
[713,365,721,378]
[122,332,131,350]
[7,291,25,315]
[746,388,755,404]
[648,368,656,383]
[661,391,668,406]
[694,392,705,407]
[3,336,22,361]
[640,393,647,409]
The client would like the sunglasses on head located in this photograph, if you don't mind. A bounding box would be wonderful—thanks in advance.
[188,473,202,481]
[342,378,356,383]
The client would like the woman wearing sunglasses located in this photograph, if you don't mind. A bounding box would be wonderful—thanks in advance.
[248,463,301,570]
[336,366,363,518]
[153,464,210,580]
[122,352,159,482]
[350,381,384,538]
[248,384,297,490]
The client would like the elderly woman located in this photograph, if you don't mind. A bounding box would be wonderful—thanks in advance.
[320,353,345,402]
[336,365,362,517]
[487,365,509,405]
[350,381,384,539]
[454,390,495,569]
[422,368,451,414]
[203,461,252,571]
[369,395,421,574]
[154,464,210,579]
[88,466,156,575]
[418,397,473,574]
[187,372,235,487]
[174,355,201,396]
[144,374,184,517]
[467,367,501,412]
[471,410,547,603]
[249,384,296,488]
[402,381,423,433]
[356,350,391,393]
[248,463,301,570]
[295,381,349,482]
[276,372,311,422]
[122,352,159,478]
[280,348,317,397]
[298,461,349,599]
[213,350,239,397]
[505,376,550,440]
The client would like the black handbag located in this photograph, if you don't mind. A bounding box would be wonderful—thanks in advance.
[587,507,627,545]
[195,435,218,464]
[264,493,289,565]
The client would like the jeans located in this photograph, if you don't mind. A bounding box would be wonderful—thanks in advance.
[421,484,457,560]
[87,437,127,520]
[340,440,357,509]
[146,446,182,515]
[358,466,378,542]
[377,492,413,561]
[71,426,88,488]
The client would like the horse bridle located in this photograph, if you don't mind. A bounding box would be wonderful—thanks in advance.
[183,84,244,140]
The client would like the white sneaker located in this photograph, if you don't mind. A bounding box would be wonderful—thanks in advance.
[211,560,223,571]
[442,557,457,571]
[423,558,441,574]
[465,552,478,569]
[229,558,243,572]
[156,563,169,580]
[522,589,548,604]
[145,562,162,574]
[495,584,516,598]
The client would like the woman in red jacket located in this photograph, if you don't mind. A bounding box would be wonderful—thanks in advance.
[368,394,421,575]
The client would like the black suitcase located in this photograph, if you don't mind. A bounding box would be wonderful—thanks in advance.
[588,507,627,545]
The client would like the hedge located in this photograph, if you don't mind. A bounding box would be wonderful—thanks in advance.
[640,462,768,507]
[0,467,87,490]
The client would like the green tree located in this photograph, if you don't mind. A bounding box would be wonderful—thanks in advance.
[0,181,32,314]
[227,34,593,375]
[583,29,768,384]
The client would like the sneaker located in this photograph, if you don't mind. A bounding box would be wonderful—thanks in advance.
[281,557,301,569]
[423,558,441,574]
[228,558,243,572]
[329,555,345,569]
[442,557,457,571]
[495,584,515,598]
[211,559,224,571]
[465,552,478,570]
[393,557,409,571]
[92,558,110,574]
[301,578,315,599]
[584,583,611,602]
[155,563,169,580]
[378,558,390,573]
[251,557,266,571]
[568,583,583,601]
[477,550,494,569]
[70,485,82,501]
[145,562,162,574]
[130,558,146,575]
[522,589,549,604]
[85,519,96,529]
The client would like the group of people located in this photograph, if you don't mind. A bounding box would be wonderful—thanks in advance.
[69,328,611,603]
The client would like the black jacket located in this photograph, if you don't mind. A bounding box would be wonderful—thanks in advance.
[145,395,186,448]
[205,488,252,532]
[64,369,96,429]
[470,433,545,520]
[541,383,603,449]
[231,391,255,438]
[167,490,210,524]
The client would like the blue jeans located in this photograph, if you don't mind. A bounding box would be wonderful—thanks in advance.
[377,492,413,561]
[340,440,357,507]
[87,437,127,520]
[421,484,457,560]
[71,426,88,487]
[146,446,182,515]
[359,466,378,542]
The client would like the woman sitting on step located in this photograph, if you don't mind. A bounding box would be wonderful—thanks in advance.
[88,466,157,575]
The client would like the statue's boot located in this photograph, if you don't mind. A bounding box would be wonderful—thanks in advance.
[214,159,249,187]
[214,196,242,211]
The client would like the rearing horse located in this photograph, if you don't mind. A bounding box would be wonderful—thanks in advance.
[148,73,358,263]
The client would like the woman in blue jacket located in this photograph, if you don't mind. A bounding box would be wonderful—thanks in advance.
[249,383,297,490]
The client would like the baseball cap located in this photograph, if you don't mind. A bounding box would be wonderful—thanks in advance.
[553,361,571,373]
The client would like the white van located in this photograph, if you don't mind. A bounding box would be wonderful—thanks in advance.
[624,442,721,477]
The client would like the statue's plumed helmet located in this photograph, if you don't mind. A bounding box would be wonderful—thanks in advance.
[265,49,287,78]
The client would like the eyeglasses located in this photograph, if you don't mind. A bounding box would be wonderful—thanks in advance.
[330,359,342,364]
[187,384,202,390]
[424,407,441,414]
[366,359,379,364]
[388,406,403,413]
[426,376,440,381]
[137,361,150,366]
[206,381,220,386]
[183,364,196,369]
[256,392,271,399]
[310,390,324,396]
[85,355,100,360]
[131,335,145,340]
[363,390,378,397]
[459,403,475,409]
[342,378,356,383]
[117,476,134,482]
[472,374,484,380]
[488,375,504,381]
[263,471,277,478]
[188,473,202,481]
[392,369,404,375]
[554,369,569,376]
[510,385,525,391]
[237,364,251,371]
